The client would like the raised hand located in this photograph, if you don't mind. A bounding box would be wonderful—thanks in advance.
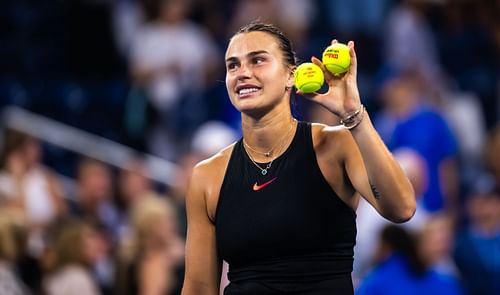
[297,40,361,118]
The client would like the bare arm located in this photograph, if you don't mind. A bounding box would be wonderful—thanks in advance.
[181,162,222,295]
[345,114,416,222]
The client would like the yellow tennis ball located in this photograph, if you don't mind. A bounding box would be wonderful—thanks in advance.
[322,43,351,76]
[294,63,324,93]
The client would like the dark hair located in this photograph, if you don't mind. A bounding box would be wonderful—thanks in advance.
[381,225,427,276]
[0,129,34,169]
[234,21,297,67]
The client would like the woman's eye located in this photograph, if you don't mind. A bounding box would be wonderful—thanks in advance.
[227,63,238,70]
[253,57,265,64]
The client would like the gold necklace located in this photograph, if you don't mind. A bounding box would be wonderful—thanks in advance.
[243,120,296,175]
[242,119,295,158]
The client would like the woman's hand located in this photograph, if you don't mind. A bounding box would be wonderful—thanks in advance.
[298,40,361,117]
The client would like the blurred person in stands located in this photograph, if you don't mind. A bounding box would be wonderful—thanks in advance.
[322,0,388,38]
[354,147,430,283]
[356,225,463,295]
[68,157,119,293]
[483,124,500,188]
[182,22,415,294]
[0,207,31,295]
[43,219,104,295]
[129,0,219,159]
[69,157,120,240]
[453,188,500,295]
[228,0,315,54]
[115,157,158,240]
[114,196,184,295]
[384,0,442,84]
[374,68,459,216]
[451,125,500,295]
[418,214,460,278]
[0,129,66,257]
[437,0,498,129]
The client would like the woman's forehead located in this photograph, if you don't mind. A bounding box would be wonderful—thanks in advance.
[225,31,280,59]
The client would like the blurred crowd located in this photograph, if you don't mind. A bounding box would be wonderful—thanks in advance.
[0,0,499,294]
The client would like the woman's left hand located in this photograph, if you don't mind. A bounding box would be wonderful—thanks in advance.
[298,40,361,117]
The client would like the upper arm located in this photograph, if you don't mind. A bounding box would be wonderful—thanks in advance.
[314,125,379,211]
[316,123,415,222]
[341,131,382,211]
[182,163,222,295]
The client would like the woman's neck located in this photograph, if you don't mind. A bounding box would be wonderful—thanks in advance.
[241,110,296,162]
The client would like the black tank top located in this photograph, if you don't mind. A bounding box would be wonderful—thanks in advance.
[216,121,357,294]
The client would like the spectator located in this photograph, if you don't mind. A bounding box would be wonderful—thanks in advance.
[115,196,184,295]
[43,219,104,295]
[129,0,219,159]
[0,207,31,295]
[384,0,443,83]
[115,157,158,240]
[228,0,315,53]
[418,214,460,278]
[0,129,66,258]
[69,157,119,240]
[356,225,463,295]
[453,188,500,295]
[483,124,500,188]
[68,157,119,293]
[354,147,429,283]
[374,68,459,215]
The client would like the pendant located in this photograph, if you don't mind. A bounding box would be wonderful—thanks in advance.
[264,152,271,157]
[261,169,268,175]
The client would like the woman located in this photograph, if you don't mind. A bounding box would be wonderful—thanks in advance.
[182,22,416,294]
[356,225,463,295]
[114,196,184,295]
[43,219,104,295]
[0,207,31,295]
[0,130,67,256]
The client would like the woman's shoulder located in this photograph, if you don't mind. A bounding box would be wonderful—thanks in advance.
[190,142,237,194]
[189,143,237,222]
[193,143,236,175]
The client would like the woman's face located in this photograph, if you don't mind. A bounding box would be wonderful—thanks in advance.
[22,138,41,166]
[82,227,107,265]
[225,31,293,115]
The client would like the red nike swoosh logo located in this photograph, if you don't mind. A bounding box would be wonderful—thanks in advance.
[253,177,278,191]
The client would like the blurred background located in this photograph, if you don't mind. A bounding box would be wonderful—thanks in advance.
[0,0,498,294]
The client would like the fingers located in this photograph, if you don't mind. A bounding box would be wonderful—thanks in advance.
[307,39,358,82]
[311,56,335,81]
[347,40,357,77]
[295,89,319,98]
[295,87,322,103]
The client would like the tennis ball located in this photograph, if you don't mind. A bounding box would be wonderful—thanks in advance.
[294,63,324,93]
[322,43,351,76]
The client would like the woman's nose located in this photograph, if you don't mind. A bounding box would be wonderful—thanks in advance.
[236,63,252,80]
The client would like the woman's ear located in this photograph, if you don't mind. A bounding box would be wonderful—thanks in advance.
[287,66,296,89]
